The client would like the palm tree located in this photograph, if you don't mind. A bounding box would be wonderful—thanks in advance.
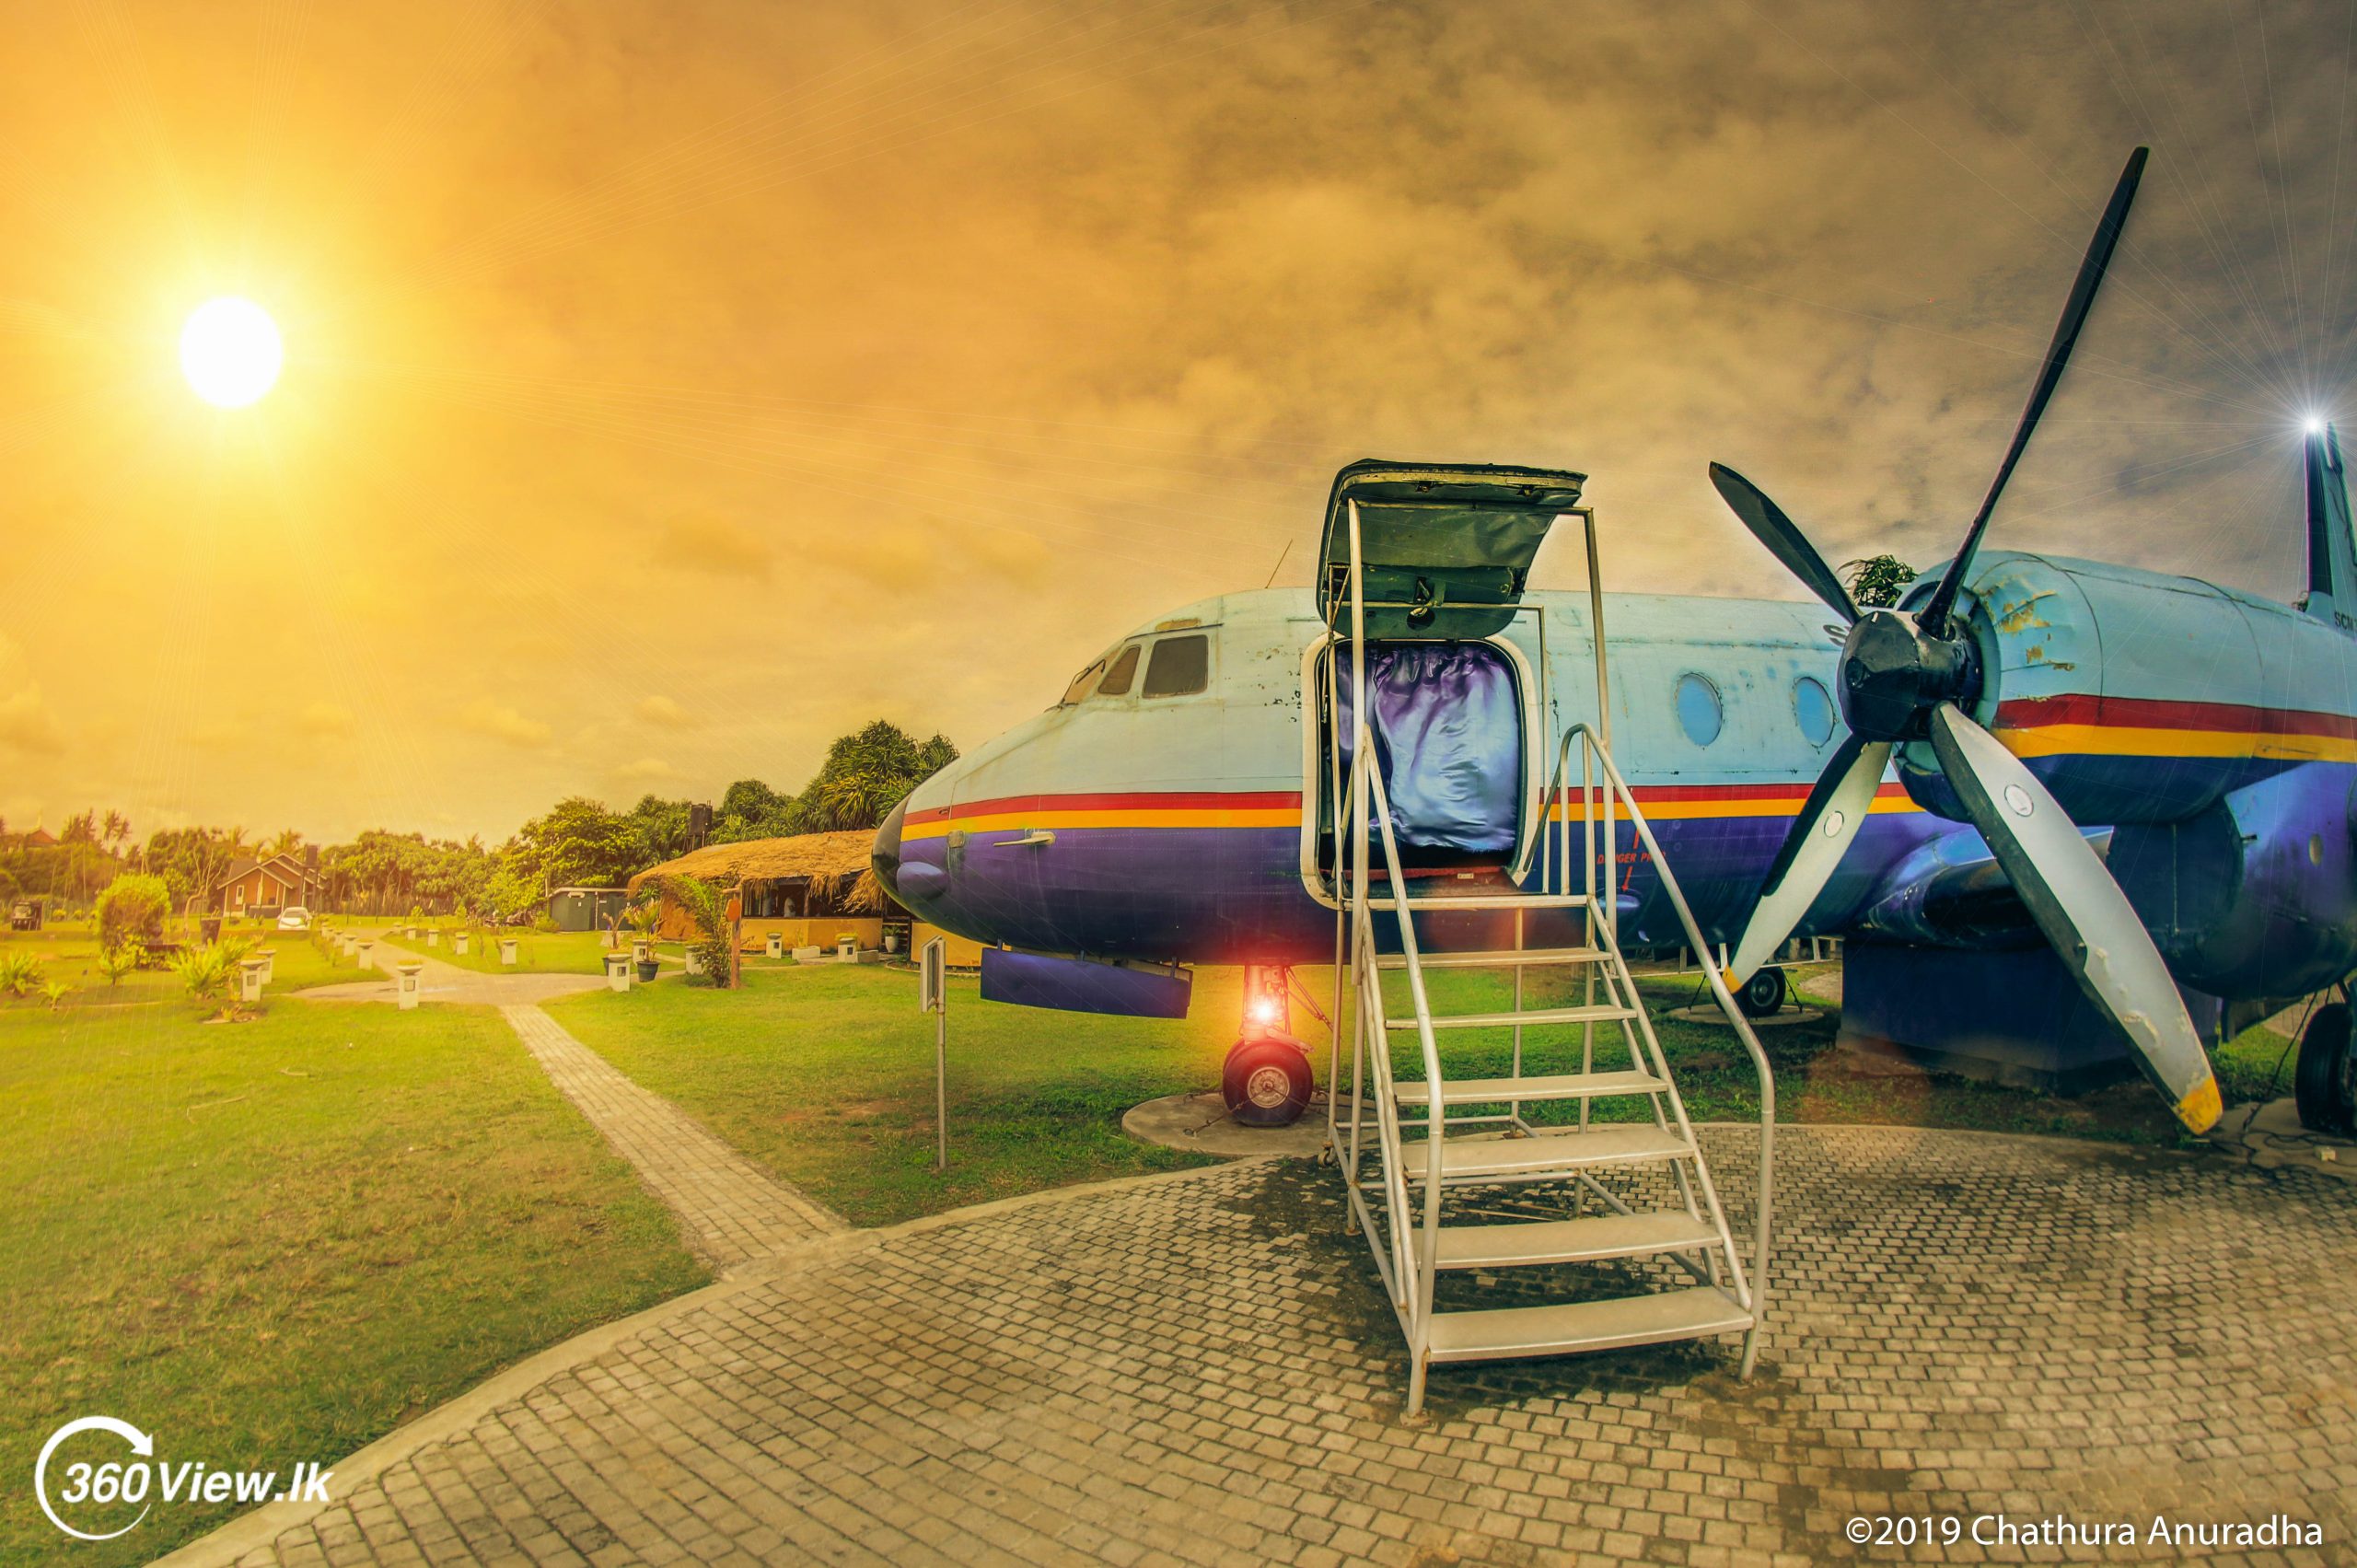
[264,827,303,860]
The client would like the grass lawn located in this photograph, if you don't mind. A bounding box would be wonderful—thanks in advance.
[0,925,344,1005]
[375,928,614,975]
[549,957,2305,1237]
[549,964,1240,1225]
[0,980,706,1565]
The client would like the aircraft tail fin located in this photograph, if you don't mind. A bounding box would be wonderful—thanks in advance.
[2303,423,2356,631]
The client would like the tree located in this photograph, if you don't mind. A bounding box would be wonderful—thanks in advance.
[659,874,735,983]
[713,778,795,843]
[145,826,245,912]
[1841,554,1918,609]
[511,797,637,892]
[483,859,544,923]
[94,873,169,952]
[265,827,303,859]
[795,721,958,832]
[622,794,696,870]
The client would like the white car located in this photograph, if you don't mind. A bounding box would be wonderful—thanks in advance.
[276,906,312,932]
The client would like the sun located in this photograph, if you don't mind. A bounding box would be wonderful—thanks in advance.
[180,297,283,408]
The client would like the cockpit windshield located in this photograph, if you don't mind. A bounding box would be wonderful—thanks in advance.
[1059,657,1108,706]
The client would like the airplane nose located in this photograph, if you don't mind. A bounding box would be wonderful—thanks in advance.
[871,800,908,902]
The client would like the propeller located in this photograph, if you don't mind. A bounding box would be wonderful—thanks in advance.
[1708,145,2223,1134]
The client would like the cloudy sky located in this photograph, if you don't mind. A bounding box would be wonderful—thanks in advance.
[0,0,2349,842]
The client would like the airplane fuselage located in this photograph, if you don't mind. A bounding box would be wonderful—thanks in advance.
[875,550,2357,1006]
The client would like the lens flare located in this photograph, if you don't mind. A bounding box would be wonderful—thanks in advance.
[180,297,283,408]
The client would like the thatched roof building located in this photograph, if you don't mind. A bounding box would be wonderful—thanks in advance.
[628,830,882,916]
[628,827,980,963]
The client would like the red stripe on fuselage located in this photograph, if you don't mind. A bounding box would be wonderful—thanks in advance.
[1997,692,2357,739]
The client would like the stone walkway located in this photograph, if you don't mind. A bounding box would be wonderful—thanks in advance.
[298,938,612,1007]
[167,1123,2354,1567]
[501,1005,844,1269]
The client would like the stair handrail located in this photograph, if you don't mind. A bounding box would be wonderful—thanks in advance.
[1341,499,1448,1354]
[1550,722,1777,1374]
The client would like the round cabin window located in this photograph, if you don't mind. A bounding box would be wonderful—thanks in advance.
[1675,672,1723,747]
[1793,676,1835,746]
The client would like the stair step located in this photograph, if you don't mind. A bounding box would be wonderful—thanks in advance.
[1397,1124,1694,1180]
[1434,1211,1723,1270]
[1367,892,1592,912]
[1377,947,1608,970]
[1386,1004,1634,1031]
[1424,1285,1751,1364]
[1394,1069,1666,1107]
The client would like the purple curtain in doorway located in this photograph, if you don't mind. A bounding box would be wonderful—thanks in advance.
[1337,642,1521,854]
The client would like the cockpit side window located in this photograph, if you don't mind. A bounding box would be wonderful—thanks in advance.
[1059,658,1107,707]
[1142,633,1211,698]
[1097,643,1142,697]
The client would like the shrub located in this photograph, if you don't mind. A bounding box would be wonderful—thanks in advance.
[40,979,71,1010]
[0,951,42,998]
[96,943,145,986]
[95,873,170,952]
[168,945,238,1013]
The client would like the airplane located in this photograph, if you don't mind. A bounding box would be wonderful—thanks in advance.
[870,146,2357,1143]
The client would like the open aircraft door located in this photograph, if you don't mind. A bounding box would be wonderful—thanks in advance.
[1299,459,1588,903]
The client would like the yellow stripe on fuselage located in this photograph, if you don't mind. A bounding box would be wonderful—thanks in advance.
[1998,723,2357,763]
[1543,796,1921,822]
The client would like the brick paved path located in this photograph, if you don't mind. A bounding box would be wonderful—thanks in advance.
[502,1005,844,1269]
[175,1125,2354,1567]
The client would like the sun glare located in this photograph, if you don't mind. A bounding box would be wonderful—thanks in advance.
[180,297,283,408]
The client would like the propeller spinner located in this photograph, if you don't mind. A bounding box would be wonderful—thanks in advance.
[1710,146,2222,1134]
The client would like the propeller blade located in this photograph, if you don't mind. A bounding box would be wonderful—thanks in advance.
[1920,146,2148,635]
[1726,733,1892,983]
[1925,703,2220,1132]
[1710,462,1860,624]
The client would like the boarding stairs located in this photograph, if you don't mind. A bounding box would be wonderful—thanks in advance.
[1318,487,1776,1418]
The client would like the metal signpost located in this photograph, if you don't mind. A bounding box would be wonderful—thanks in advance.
[920,937,948,1171]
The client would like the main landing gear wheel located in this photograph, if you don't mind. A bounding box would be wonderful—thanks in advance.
[2294,1001,2356,1135]
[1736,966,1787,1019]
[1222,1038,1313,1127]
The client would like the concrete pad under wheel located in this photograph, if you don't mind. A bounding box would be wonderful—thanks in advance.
[1663,1004,1826,1028]
[1123,1089,1329,1158]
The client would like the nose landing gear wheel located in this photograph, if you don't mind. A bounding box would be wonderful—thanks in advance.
[1222,1038,1313,1127]
[2294,1001,2355,1135]
[1736,966,1787,1018]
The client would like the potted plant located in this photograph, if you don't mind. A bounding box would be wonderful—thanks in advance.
[623,896,662,981]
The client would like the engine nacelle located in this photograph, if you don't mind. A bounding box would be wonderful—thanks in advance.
[1893,551,2357,828]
